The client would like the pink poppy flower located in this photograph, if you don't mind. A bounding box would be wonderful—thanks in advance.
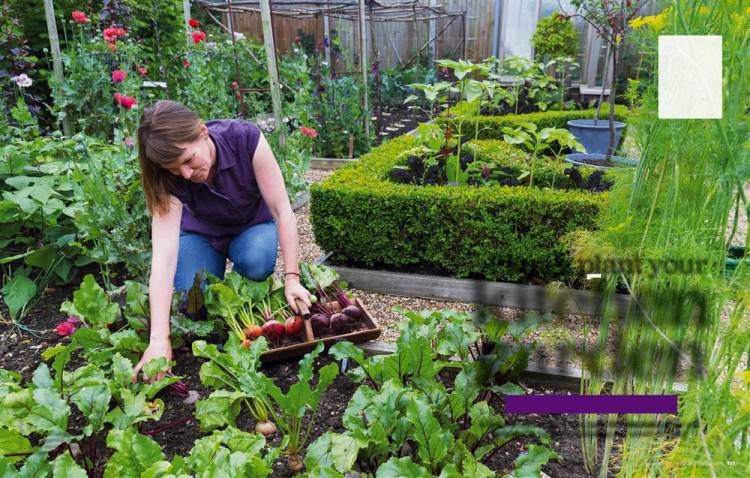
[56,322,76,337]
[111,69,126,83]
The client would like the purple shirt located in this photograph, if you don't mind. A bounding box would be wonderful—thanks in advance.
[172,119,273,254]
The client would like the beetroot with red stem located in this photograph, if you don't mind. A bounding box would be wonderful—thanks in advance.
[262,320,285,344]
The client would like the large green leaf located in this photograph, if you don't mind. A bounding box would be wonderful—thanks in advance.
[503,445,559,478]
[375,457,431,478]
[0,429,33,463]
[29,388,69,433]
[63,274,119,328]
[52,452,87,478]
[439,442,494,478]
[72,385,111,436]
[24,246,58,270]
[2,274,36,318]
[17,451,51,478]
[194,390,244,432]
[104,429,165,478]
[304,432,361,473]
[406,398,451,469]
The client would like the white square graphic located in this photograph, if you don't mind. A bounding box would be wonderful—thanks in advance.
[658,35,722,119]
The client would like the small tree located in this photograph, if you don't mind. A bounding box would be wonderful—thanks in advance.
[562,0,649,159]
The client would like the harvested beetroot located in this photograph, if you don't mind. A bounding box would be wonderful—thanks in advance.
[330,313,353,334]
[342,305,362,319]
[262,320,285,341]
[310,313,330,333]
[244,325,263,339]
[285,316,303,335]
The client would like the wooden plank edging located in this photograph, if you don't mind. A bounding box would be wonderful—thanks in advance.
[316,255,631,317]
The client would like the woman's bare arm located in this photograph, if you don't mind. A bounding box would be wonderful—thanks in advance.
[252,132,311,312]
[132,195,182,382]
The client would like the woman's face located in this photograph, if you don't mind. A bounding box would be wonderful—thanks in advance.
[166,124,216,183]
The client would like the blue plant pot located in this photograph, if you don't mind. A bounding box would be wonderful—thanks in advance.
[567,119,626,155]
[564,153,638,170]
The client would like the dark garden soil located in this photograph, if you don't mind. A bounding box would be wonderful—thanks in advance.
[1,282,631,477]
[375,105,430,144]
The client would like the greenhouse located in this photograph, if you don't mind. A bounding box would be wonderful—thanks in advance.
[0,0,748,476]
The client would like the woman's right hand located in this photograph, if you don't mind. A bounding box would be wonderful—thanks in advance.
[132,337,172,383]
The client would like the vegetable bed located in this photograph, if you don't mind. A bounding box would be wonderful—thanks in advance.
[0,276,622,477]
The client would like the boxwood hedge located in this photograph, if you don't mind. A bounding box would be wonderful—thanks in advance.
[311,111,620,284]
[441,104,630,140]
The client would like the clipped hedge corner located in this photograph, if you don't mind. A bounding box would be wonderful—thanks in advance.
[311,111,616,284]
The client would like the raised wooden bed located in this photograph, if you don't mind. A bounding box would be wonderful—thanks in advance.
[260,298,381,363]
[316,254,631,317]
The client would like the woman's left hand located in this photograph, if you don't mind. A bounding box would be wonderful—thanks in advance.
[284,276,311,314]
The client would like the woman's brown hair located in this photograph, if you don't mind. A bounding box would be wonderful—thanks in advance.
[137,100,202,216]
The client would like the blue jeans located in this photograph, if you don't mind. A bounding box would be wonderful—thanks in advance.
[174,220,278,291]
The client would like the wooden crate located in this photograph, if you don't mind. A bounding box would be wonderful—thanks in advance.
[260,298,381,363]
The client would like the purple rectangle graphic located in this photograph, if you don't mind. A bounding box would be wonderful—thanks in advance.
[505,395,678,414]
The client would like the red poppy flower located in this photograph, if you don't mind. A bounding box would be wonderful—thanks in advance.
[137,66,148,76]
[120,96,137,109]
[103,27,127,43]
[111,69,126,83]
[114,92,137,109]
[72,11,89,24]
[299,126,318,138]
[56,321,76,337]
[182,59,191,68]
[188,18,200,28]
[191,31,206,44]
[235,93,241,100]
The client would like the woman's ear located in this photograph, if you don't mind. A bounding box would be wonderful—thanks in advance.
[199,122,209,138]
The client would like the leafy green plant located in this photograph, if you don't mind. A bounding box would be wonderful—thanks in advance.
[0,352,175,475]
[314,75,372,158]
[375,64,436,109]
[192,336,276,437]
[500,122,585,187]
[303,308,556,476]
[101,425,279,477]
[254,341,338,473]
[531,13,578,61]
